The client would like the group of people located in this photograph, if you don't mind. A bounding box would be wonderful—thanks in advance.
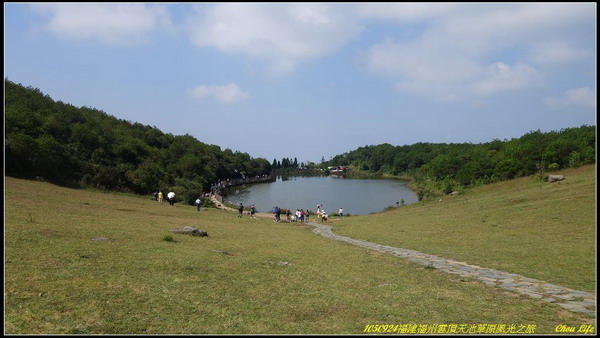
[284,209,310,223]
[152,190,177,206]
[152,190,204,211]
[237,203,257,219]
[314,205,344,222]
[269,206,309,223]
[265,204,346,224]
[151,192,344,222]
[315,204,329,223]
[272,206,281,222]
[210,175,273,197]
[266,204,342,223]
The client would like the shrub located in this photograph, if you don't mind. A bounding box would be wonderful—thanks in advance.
[548,163,560,171]
[162,235,175,242]
[568,151,582,168]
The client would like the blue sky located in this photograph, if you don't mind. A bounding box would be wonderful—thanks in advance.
[4,3,597,164]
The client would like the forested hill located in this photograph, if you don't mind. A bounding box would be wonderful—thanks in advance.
[326,125,595,196]
[4,79,271,204]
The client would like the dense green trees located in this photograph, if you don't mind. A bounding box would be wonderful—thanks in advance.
[327,126,595,195]
[5,79,271,204]
[271,157,301,170]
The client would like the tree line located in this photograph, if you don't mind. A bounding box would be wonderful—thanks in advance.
[326,126,595,198]
[4,79,271,205]
[272,157,299,169]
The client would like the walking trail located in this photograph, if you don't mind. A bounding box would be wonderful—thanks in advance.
[210,196,596,317]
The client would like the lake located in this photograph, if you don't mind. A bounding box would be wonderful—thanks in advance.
[224,175,418,215]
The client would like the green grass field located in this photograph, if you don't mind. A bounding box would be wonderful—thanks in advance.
[4,166,596,334]
[334,165,596,293]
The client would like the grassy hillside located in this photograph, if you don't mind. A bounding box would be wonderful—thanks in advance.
[334,165,596,292]
[4,171,595,334]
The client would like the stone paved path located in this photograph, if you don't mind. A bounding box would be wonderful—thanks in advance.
[308,222,596,317]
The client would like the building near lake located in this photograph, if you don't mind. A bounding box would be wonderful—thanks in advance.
[327,166,348,174]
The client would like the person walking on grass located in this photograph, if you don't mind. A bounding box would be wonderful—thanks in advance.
[339,207,344,219]
[238,203,244,218]
[158,191,163,203]
[250,205,256,219]
[167,192,175,206]
[196,197,202,212]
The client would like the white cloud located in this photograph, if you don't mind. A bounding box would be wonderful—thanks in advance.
[472,62,540,96]
[189,83,251,103]
[187,3,362,74]
[544,87,596,110]
[352,3,460,21]
[29,3,594,103]
[367,40,540,101]
[530,41,592,66]
[363,3,593,101]
[30,3,173,45]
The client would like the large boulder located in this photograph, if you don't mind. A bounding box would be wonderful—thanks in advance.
[171,226,208,237]
[548,175,565,183]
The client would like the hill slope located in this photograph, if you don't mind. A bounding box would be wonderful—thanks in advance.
[334,165,596,292]
[4,170,595,333]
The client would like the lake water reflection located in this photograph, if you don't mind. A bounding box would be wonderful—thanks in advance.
[224,175,418,215]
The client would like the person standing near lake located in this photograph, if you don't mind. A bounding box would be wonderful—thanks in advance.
[238,203,244,218]
[273,206,281,222]
[250,204,256,219]
[339,207,344,219]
